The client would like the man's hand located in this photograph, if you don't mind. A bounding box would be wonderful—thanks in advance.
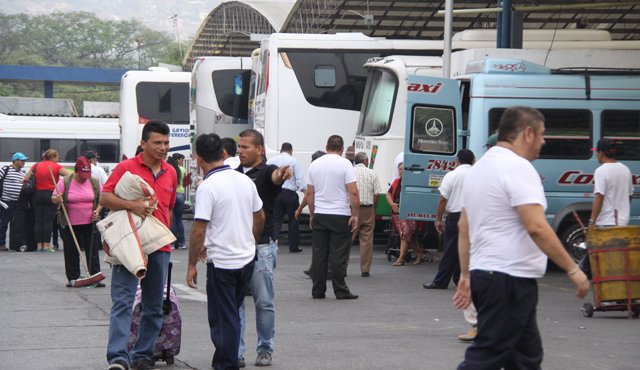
[295,207,302,220]
[568,269,590,299]
[273,165,292,184]
[452,275,472,309]
[390,202,399,214]
[128,198,154,219]
[186,265,198,289]
[92,209,101,222]
[435,220,444,234]
[348,216,358,232]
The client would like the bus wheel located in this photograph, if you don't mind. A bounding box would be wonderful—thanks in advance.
[560,224,588,263]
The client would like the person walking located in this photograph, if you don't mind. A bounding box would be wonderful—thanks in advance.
[267,142,305,253]
[26,149,72,252]
[170,153,187,249]
[352,152,381,277]
[187,133,265,370]
[237,129,292,367]
[307,135,360,300]
[52,156,104,288]
[423,149,475,290]
[0,152,28,251]
[453,106,589,369]
[588,138,633,227]
[103,120,177,370]
[386,161,426,266]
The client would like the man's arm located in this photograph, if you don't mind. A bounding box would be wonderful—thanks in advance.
[253,209,265,244]
[270,165,292,185]
[435,196,448,234]
[589,193,604,227]
[99,192,154,219]
[452,209,472,309]
[186,220,208,288]
[346,181,360,231]
[295,192,308,220]
[517,204,590,298]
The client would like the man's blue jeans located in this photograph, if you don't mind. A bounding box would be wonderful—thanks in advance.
[239,240,277,358]
[207,261,254,370]
[171,192,185,247]
[106,251,170,367]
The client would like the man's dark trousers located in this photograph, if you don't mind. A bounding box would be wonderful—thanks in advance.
[432,212,461,288]
[272,189,300,251]
[0,200,17,247]
[311,213,352,298]
[458,270,543,370]
[207,261,254,370]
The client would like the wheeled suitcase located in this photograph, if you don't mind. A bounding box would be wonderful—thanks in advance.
[128,261,181,365]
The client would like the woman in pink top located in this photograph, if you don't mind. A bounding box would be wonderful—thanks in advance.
[52,157,103,288]
[25,149,72,252]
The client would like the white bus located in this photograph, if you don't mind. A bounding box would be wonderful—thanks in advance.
[119,68,191,159]
[249,33,476,185]
[190,56,252,141]
[0,114,120,174]
[355,30,640,215]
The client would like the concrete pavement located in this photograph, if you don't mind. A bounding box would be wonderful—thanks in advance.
[1,221,638,370]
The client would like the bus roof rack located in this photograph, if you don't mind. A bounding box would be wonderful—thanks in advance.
[552,67,640,75]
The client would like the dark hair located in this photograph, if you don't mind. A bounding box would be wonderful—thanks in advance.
[172,153,185,161]
[196,133,223,162]
[135,145,144,156]
[354,152,368,164]
[221,137,238,157]
[239,129,264,147]
[326,135,344,152]
[280,142,293,152]
[166,156,181,182]
[457,149,475,165]
[311,150,326,161]
[497,107,544,143]
[142,120,170,142]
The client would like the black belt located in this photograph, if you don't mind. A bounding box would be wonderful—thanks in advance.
[360,204,374,207]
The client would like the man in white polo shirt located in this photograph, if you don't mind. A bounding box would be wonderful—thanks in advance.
[453,106,589,369]
[307,135,360,300]
[187,133,265,370]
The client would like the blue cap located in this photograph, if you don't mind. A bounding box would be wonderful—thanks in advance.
[11,152,29,161]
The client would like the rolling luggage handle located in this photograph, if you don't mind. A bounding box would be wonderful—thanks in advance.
[163,261,173,315]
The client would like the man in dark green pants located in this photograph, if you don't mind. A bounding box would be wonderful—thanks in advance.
[306,135,360,300]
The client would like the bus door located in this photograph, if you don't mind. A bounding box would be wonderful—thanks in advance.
[400,76,462,221]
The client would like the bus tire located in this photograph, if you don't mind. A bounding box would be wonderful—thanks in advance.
[560,224,588,264]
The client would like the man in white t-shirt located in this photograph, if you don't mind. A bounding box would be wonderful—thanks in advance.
[453,106,589,369]
[424,149,475,290]
[307,135,360,300]
[187,133,265,370]
[588,138,633,227]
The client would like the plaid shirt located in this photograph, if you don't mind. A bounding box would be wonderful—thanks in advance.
[354,163,381,206]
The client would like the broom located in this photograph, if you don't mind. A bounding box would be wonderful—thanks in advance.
[50,168,105,287]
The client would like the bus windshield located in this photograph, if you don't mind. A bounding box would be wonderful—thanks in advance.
[136,82,189,125]
[358,68,398,136]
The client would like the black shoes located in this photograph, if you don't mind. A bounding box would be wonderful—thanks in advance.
[290,248,303,253]
[422,282,447,290]
[130,358,155,369]
[361,272,370,277]
[312,293,326,299]
[336,293,359,300]
[303,270,311,277]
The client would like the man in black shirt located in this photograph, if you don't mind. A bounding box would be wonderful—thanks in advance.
[236,129,291,367]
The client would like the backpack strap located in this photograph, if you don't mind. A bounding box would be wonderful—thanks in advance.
[90,177,100,211]
[62,175,73,205]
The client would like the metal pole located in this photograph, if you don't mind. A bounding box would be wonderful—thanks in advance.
[500,0,512,49]
[443,0,453,78]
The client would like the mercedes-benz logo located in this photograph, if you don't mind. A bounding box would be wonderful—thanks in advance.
[425,118,443,137]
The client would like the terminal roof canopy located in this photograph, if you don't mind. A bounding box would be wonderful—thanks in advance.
[185,0,640,69]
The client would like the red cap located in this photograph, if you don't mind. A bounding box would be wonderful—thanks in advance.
[75,156,92,179]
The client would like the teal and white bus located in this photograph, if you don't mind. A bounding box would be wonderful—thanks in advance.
[399,56,640,262]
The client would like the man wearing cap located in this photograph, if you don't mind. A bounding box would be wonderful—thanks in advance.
[0,152,28,251]
[589,138,634,227]
[84,151,108,186]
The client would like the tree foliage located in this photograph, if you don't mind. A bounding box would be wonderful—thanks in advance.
[0,11,181,68]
